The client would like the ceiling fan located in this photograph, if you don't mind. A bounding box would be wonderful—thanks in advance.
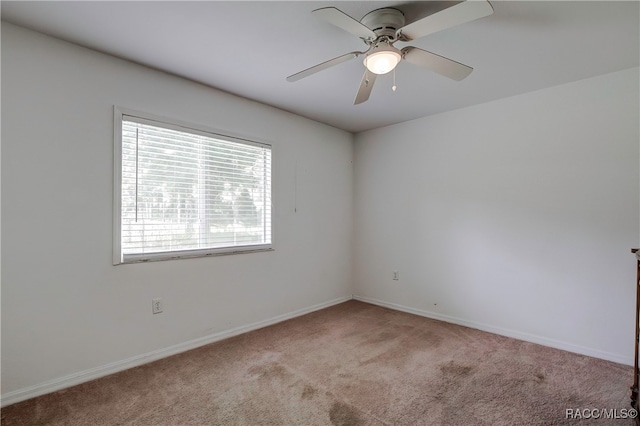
[286,0,493,104]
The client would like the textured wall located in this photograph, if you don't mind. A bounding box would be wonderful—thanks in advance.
[354,68,640,364]
[1,23,354,398]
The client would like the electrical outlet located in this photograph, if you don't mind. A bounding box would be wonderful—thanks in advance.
[393,271,399,281]
[152,298,163,314]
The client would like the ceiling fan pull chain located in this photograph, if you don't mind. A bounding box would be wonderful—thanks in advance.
[392,68,397,92]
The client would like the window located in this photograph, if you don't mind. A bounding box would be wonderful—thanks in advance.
[113,108,272,264]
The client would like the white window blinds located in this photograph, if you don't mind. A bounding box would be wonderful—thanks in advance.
[117,113,272,263]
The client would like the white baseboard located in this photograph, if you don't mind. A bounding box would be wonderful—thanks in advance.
[353,295,633,366]
[0,295,353,408]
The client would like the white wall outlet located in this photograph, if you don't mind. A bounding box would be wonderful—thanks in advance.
[152,298,163,314]
[393,271,399,281]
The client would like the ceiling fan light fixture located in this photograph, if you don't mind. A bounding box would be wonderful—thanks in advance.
[364,42,401,75]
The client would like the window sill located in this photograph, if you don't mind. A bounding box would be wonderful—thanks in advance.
[115,245,274,265]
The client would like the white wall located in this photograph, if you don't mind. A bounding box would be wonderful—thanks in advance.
[354,67,640,365]
[1,23,353,402]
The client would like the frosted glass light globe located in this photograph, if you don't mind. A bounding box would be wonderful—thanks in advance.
[364,43,402,75]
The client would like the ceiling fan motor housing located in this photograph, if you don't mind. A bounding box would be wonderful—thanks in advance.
[360,8,405,40]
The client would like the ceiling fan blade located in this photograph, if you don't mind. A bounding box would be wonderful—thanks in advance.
[397,0,493,41]
[354,69,377,105]
[312,7,377,41]
[402,47,473,81]
[287,51,364,82]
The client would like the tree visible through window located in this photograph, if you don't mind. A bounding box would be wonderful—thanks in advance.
[115,111,272,263]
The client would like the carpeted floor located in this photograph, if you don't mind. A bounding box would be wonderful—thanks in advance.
[1,300,635,425]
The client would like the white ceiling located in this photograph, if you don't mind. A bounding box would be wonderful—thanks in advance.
[2,1,638,133]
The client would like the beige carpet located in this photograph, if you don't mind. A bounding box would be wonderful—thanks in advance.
[1,300,635,425]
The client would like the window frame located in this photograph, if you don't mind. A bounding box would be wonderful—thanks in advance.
[113,106,274,265]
